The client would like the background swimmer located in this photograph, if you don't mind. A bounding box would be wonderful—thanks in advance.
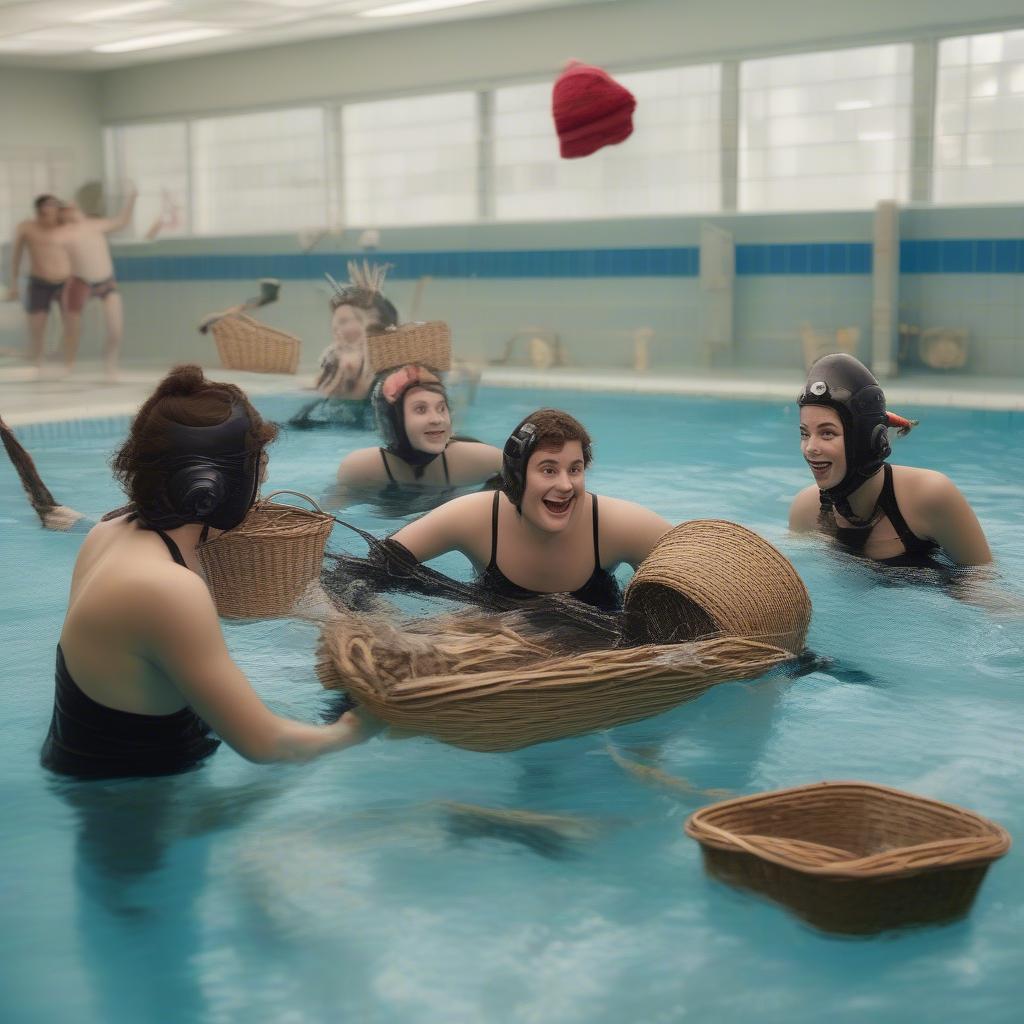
[789,353,991,567]
[41,365,374,779]
[381,408,672,610]
[290,262,398,429]
[332,363,501,509]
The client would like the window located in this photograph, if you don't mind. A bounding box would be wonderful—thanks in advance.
[934,30,1024,204]
[191,107,328,235]
[739,44,913,211]
[341,91,478,227]
[105,121,188,238]
[493,64,720,219]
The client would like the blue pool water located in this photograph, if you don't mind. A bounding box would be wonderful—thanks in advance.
[1,386,1022,1024]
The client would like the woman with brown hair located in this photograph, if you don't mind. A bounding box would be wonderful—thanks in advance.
[377,408,671,611]
[41,365,374,779]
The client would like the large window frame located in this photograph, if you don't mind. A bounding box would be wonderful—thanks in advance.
[101,27,1024,239]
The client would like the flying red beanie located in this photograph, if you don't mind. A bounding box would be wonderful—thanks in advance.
[552,60,637,159]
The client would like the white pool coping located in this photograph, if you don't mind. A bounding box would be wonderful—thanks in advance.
[1,361,1021,427]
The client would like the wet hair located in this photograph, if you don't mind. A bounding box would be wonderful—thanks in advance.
[33,194,58,212]
[522,409,593,465]
[111,365,277,523]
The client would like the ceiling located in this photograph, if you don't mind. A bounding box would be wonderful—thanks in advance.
[0,0,603,69]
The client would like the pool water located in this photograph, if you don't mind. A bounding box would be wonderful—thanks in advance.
[1,387,1022,1024]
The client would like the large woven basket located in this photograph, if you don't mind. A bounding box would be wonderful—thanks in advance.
[624,520,810,654]
[685,782,1011,934]
[198,490,334,619]
[368,321,451,373]
[212,314,301,375]
[317,622,795,752]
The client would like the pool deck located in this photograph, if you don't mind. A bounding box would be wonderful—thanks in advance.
[0,360,1021,427]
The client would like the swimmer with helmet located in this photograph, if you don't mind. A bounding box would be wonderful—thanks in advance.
[789,353,991,567]
[332,362,502,509]
[290,262,398,429]
[41,365,375,779]
[381,408,672,610]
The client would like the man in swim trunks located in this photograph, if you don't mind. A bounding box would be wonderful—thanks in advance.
[6,195,71,374]
[57,190,136,379]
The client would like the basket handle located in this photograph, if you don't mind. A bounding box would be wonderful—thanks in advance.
[264,489,329,515]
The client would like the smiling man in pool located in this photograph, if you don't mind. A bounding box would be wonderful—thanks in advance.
[375,408,672,611]
[789,353,991,568]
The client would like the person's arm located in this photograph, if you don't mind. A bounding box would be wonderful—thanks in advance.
[788,485,820,532]
[916,473,992,566]
[599,496,672,568]
[7,224,25,297]
[102,189,138,234]
[147,571,376,763]
[390,491,487,563]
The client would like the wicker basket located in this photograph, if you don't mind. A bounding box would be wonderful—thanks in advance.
[212,314,301,375]
[368,321,451,373]
[624,520,810,654]
[198,490,334,619]
[317,621,795,752]
[685,781,1011,934]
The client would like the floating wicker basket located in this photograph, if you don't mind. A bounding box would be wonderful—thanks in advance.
[685,781,1011,935]
[212,314,301,375]
[624,520,810,653]
[198,490,334,619]
[317,520,810,750]
[368,321,451,373]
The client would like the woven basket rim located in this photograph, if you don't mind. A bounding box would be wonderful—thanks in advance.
[685,780,1011,878]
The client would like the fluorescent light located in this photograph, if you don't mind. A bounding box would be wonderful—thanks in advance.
[836,100,871,111]
[359,0,495,18]
[92,27,232,53]
[74,1,171,22]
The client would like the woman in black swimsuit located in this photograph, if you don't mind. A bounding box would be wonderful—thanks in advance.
[789,353,991,567]
[42,365,375,779]
[384,409,671,611]
[332,362,501,512]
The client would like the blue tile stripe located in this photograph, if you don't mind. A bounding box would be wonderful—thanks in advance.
[734,243,872,275]
[900,239,1024,274]
[110,238,1024,282]
[113,247,700,282]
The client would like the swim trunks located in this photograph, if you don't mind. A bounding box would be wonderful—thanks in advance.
[24,276,66,314]
[62,275,118,314]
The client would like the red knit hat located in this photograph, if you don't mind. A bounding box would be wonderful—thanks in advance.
[552,60,637,159]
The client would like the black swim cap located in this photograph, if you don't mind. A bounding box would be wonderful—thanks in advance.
[142,403,261,531]
[798,353,890,508]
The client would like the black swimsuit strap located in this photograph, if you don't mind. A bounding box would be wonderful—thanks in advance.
[126,511,187,566]
[441,450,450,485]
[487,490,501,569]
[875,463,921,551]
[591,494,601,569]
[379,449,396,483]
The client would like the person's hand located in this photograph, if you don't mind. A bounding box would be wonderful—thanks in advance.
[326,707,382,751]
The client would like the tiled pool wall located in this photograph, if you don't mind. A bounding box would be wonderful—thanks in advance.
[97,206,1024,377]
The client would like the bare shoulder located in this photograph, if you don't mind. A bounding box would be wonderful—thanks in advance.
[892,464,959,509]
[788,484,820,531]
[594,494,672,567]
[337,445,383,483]
[447,440,502,476]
